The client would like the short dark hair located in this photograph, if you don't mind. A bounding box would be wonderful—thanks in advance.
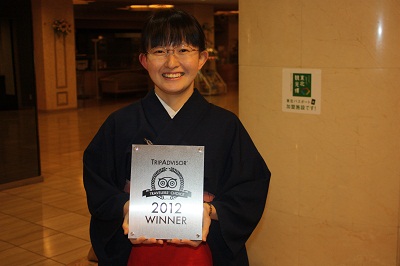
[140,9,206,53]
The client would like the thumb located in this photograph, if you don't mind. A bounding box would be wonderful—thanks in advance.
[122,213,129,235]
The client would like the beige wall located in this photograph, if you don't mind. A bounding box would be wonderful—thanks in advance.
[32,0,77,110]
[239,0,400,265]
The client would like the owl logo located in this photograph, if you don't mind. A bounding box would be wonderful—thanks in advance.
[158,177,178,189]
[149,167,185,200]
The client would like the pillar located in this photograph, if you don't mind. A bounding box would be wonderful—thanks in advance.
[240,0,400,264]
[31,0,77,110]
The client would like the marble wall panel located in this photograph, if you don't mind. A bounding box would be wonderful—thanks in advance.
[240,0,400,264]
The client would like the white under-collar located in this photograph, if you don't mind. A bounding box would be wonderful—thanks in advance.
[155,93,180,119]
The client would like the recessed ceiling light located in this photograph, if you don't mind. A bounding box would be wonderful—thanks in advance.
[214,10,239,16]
[148,4,174,9]
[128,4,174,11]
[129,5,149,10]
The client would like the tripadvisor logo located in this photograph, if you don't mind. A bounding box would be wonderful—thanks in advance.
[142,167,192,200]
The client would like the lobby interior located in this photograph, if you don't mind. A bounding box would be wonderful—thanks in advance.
[2,0,400,265]
[0,0,238,265]
[0,91,237,265]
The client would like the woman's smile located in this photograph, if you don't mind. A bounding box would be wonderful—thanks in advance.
[162,72,185,79]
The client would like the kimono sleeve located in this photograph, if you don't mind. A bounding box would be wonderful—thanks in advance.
[83,114,129,221]
[83,109,137,264]
[211,118,271,258]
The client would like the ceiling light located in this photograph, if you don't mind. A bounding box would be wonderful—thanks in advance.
[129,5,149,10]
[129,4,174,11]
[214,11,239,16]
[148,5,174,9]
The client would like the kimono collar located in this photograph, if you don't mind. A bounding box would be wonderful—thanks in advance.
[155,93,180,119]
[140,89,210,145]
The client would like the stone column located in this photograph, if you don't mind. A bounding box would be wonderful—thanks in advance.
[240,0,400,265]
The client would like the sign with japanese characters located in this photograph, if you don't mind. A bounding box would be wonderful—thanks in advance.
[128,144,204,240]
[282,68,321,114]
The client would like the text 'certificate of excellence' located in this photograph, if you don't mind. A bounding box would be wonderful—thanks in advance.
[128,144,204,240]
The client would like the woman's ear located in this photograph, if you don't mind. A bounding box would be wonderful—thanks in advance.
[139,53,148,70]
[197,50,209,70]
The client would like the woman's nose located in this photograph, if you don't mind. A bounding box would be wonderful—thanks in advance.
[164,53,179,68]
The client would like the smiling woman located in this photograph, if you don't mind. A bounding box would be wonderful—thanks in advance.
[137,9,208,110]
[83,8,269,266]
[139,44,208,110]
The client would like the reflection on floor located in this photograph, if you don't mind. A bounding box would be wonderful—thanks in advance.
[0,88,237,265]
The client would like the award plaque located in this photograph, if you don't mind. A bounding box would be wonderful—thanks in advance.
[128,144,204,240]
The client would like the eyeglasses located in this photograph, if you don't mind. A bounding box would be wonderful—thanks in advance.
[146,44,199,59]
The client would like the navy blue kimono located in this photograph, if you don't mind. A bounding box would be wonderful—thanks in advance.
[83,89,271,265]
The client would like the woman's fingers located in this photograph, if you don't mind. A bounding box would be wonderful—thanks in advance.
[130,236,163,245]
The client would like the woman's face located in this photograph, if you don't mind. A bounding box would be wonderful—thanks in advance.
[139,43,208,97]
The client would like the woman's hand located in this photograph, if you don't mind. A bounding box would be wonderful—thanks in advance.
[168,202,213,247]
[122,200,164,245]
[201,202,212,241]
[168,238,202,247]
[122,201,130,235]
[130,236,164,245]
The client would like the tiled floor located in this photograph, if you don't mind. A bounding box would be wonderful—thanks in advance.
[0,88,237,265]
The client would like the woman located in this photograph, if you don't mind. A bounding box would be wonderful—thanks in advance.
[83,8,271,266]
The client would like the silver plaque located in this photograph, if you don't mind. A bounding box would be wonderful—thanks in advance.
[128,144,204,240]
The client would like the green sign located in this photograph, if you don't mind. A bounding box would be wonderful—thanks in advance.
[293,73,311,97]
